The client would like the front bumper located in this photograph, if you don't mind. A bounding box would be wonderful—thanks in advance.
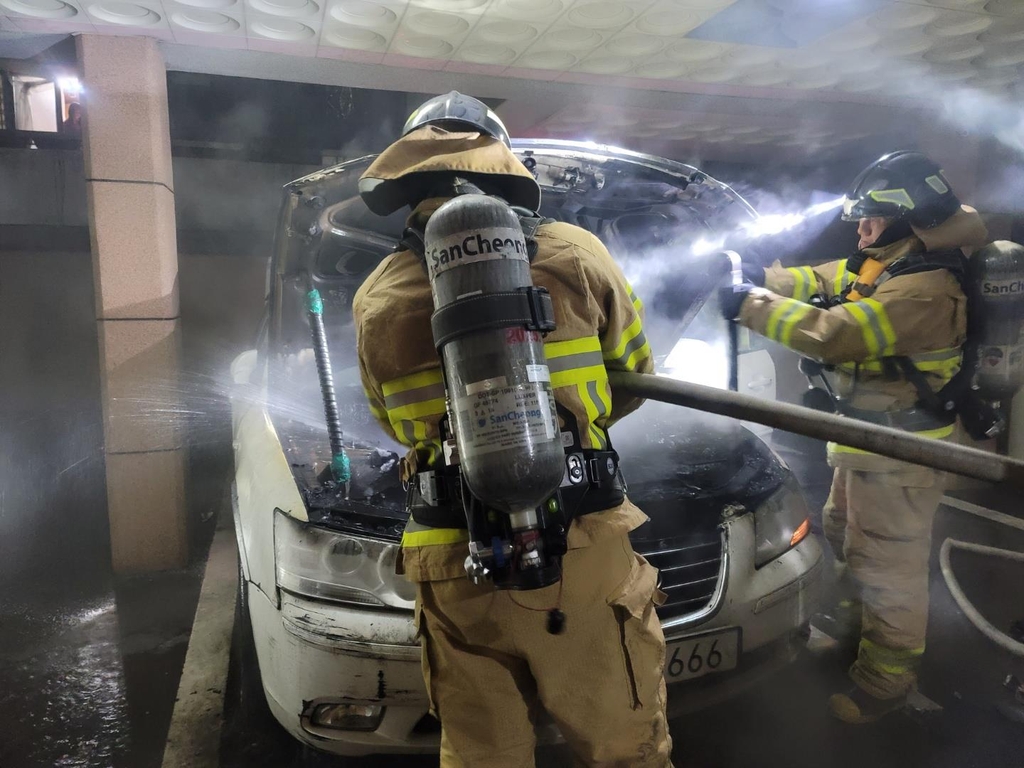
[249,515,823,756]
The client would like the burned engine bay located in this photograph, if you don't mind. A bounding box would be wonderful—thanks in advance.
[267,141,772,539]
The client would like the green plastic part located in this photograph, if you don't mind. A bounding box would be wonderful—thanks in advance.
[332,451,351,483]
[307,289,324,315]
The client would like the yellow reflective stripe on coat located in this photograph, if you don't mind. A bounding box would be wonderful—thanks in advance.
[380,368,446,463]
[785,266,816,302]
[837,347,962,383]
[829,422,955,454]
[546,335,612,449]
[765,298,814,347]
[833,259,855,296]
[603,313,651,373]
[401,527,470,547]
[843,298,896,357]
[627,282,644,313]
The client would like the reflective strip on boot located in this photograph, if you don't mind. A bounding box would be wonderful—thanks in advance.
[858,638,925,676]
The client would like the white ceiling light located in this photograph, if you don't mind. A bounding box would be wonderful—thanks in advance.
[871,33,936,58]
[670,0,733,8]
[89,1,161,25]
[607,33,665,57]
[476,20,536,44]
[171,8,240,30]
[392,33,453,56]
[329,0,395,27]
[867,4,939,30]
[542,26,604,50]
[249,0,318,18]
[576,55,635,74]
[664,40,726,64]
[979,47,1024,68]
[405,10,470,36]
[324,23,385,47]
[493,0,564,20]
[176,0,237,8]
[251,16,316,38]
[636,7,708,36]
[518,50,577,69]
[0,0,77,18]
[924,11,992,37]
[923,39,984,62]
[459,43,517,64]
[978,19,1024,43]
[566,1,635,29]
[985,0,1024,14]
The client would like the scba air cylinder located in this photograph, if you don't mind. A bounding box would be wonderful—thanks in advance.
[971,241,1024,399]
[424,194,564,519]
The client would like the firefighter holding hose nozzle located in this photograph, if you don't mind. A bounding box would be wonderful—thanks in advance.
[353,92,672,766]
[720,151,991,724]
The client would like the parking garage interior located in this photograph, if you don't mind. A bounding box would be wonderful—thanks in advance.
[3,2,1024,766]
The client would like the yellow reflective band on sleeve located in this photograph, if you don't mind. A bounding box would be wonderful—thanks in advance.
[843,299,896,357]
[786,266,816,302]
[627,283,644,313]
[387,398,447,421]
[549,364,607,390]
[401,528,470,547]
[833,259,854,296]
[382,368,444,397]
[545,336,603,359]
[604,313,648,371]
[765,298,814,347]
[829,423,955,454]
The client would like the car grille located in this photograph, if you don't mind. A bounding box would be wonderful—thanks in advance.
[639,528,725,624]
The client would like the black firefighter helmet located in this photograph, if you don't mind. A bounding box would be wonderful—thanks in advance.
[402,91,511,148]
[842,150,961,229]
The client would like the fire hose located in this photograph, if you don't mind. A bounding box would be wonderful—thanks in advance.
[609,370,1024,658]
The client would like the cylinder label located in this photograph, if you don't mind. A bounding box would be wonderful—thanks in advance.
[426,226,528,279]
[455,384,559,457]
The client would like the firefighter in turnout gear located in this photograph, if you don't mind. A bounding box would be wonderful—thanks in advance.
[722,151,989,724]
[353,93,672,766]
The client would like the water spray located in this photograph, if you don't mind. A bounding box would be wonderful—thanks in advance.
[306,288,351,494]
[693,196,846,258]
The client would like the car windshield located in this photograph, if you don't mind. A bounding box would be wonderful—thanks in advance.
[264,141,764,529]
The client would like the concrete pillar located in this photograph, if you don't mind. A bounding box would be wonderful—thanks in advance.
[77,34,187,572]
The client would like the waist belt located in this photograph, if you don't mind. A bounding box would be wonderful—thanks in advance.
[839,405,956,432]
[408,451,625,529]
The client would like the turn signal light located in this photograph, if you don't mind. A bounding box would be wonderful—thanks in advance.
[790,518,811,547]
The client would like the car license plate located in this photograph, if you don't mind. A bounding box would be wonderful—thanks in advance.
[664,628,740,683]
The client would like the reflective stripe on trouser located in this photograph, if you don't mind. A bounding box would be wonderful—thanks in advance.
[825,466,947,699]
[415,533,673,768]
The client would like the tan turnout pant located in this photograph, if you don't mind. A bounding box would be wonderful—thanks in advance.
[414,533,673,767]
[823,463,947,698]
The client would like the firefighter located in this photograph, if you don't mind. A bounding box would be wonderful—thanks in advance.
[721,151,988,723]
[353,92,672,766]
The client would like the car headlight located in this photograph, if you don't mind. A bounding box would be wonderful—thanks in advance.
[274,510,416,609]
[753,476,811,568]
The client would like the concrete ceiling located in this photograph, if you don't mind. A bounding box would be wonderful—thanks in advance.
[2,0,1021,164]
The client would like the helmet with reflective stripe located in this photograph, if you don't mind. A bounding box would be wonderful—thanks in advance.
[841,150,961,229]
[403,91,511,148]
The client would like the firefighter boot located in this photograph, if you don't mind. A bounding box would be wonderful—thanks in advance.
[827,685,908,725]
